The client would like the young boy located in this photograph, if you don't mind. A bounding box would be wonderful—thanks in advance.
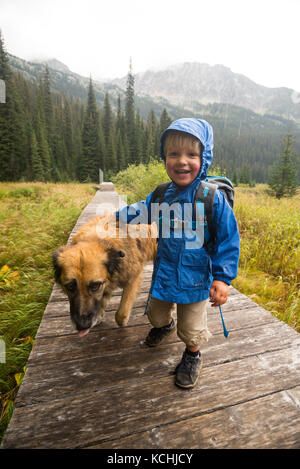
[116,118,240,389]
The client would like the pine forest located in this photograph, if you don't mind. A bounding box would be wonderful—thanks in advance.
[0,32,299,185]
[0,33,172,183]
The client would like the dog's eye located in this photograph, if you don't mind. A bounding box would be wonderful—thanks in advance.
[65,280,77,293]
[89,281,103,292]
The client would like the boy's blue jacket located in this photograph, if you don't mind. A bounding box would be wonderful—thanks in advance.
[117,118,240,304]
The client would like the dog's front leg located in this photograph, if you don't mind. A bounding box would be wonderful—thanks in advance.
[98,289,113,323]
[115,272,143,327]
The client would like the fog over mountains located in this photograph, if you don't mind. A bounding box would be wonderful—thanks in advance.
[111,62,300,121]
[9,54,300,121]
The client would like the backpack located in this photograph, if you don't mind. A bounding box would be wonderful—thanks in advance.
[151,176,235,255]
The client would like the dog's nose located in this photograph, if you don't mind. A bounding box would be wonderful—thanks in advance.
[78,311,94,329]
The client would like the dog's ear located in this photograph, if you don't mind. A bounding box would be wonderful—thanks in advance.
[105,248,125,275]
[52,247,65,282]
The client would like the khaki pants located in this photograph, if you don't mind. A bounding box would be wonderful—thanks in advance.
[147,296,212,348]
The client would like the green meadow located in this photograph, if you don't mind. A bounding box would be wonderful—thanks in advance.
[0,170,299,441]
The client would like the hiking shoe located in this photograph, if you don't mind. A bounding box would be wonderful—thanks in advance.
[145,319,176,347]
[175,349,202,389]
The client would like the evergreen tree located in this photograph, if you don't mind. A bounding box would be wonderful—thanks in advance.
[0,31,25,180]
[159,108,172,135]
[116,128,126,171]
[73,99,85,179]
[38,121,51,180]
[103,92,114,145]
[240,165,251,185]
[135,109,144,163]
[268,132,299,198]
[146,109,159,159]
[23,119,33,180]
[232,169,239,186]
[7,77,25,180]
[16,73,34,179]
[79,78,103,181]
[105,130,117,173]
[98,123,106,175]
[122,133,130,169]
[42,66,54,148]
[116,94,127,168]
[0,33,12,179]
[33,90,52,180]
[116,94,122,133]
[125,58,136,163]
[30,128,44,181]
[63,97,73,157]
[63,96,76,178]
[141,126,150,164]
[52,106,69,181]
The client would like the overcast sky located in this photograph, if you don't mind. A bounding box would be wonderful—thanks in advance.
[1,0,299,91]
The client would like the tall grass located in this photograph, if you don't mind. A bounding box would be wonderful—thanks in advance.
[233,185,300,331]
[0,182,94,442]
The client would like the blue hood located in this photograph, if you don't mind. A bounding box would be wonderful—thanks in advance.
[160,118,214,180]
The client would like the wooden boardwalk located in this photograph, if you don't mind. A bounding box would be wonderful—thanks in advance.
[2,183,300,449]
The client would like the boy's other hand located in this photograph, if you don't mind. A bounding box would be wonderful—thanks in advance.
[209,280,229,307]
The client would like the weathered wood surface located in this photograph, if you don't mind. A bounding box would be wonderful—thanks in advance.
[2,184,300,449]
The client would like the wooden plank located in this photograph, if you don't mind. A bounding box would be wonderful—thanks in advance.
[35,304,150,338]
[37,292,272,337]
[93,386,300,449]
[44,289,257,321]
[35,289,275,338]
[3,349,299,449]
[30,305,277,363]
[14,320,300,407]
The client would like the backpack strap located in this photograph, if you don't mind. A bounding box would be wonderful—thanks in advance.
[194,181,218,255]
[151,180,218,255]
[206,177,235,208]
[151,182,172,204]
[149,182,171,225]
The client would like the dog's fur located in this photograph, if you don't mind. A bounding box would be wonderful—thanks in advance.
[52,215,157,335]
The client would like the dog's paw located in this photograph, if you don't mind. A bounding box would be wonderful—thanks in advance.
[115,312,129,327]
[97,312,105,324]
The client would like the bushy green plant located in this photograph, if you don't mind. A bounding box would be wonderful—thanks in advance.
[112,160,227,204]
[112,159,170,204]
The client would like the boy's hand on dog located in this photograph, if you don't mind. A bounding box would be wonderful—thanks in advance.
[209,280,229,307]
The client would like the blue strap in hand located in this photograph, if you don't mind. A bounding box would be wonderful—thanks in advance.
[219,305,229,338]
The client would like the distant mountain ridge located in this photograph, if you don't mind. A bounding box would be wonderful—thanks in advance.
[8,53,124,107]
[9,55,300,121]
[37,58,70,73]
[8,54,300,122]
[112,62,300,121]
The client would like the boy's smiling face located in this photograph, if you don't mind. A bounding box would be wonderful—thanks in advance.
[164,133,202,189]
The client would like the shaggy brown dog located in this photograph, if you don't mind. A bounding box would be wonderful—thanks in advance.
[53,215,157,336]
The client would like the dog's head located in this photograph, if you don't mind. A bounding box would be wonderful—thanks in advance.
[52,240,125,336]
